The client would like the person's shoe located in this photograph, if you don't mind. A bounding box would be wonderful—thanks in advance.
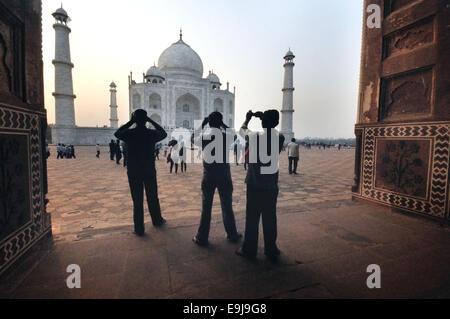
[293,172,298,175]
[235,247,256,260]
[153,218,166,227]
[265,247,281,262]
[192,236,209,247]
[227,233,243,243]
[133,231,145,237]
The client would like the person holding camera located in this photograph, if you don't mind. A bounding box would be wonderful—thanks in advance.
[192,111,242,246]
[114,109,168,236]
[236,110,285,261]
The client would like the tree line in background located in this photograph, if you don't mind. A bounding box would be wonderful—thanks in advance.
[295,138,356,147]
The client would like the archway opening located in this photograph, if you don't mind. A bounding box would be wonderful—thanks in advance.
[176,93,200,129]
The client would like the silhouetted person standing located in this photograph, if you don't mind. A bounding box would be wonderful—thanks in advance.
[96,144,100,158]
[70,144,76,159]
[115,139,122,165]
[192,111,241,246]
[287,138,299,175]
[233,137,241,166]
[169,140,180,174]
[109,139,115,161]
[56,143,62,159]
[179,138,187,173]
[115,109,167,235]
[236,110,285,261]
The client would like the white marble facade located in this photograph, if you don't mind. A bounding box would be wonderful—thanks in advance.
[128,33,235,138]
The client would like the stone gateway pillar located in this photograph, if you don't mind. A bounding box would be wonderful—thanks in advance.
[280,49,295,142]
[0,0,52,275]
[352,0,450,222]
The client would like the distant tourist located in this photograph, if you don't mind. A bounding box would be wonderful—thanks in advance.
[115,139,122,165]
[56,143,63,159]
[236,110,285,261]
[169,140,180,174]
[179,137,187,173]
[96,144,100,158]
[114,109,167,235]
[65,144,71,158]
[287,138,299,175]
[109,140,115,161]
[192,111,241,246]
[70,144,76,159]
[163,143,168,157]
[233,137,241,166]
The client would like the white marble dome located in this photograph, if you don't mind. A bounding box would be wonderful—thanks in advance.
[158,39,203,78]
[207,72,220,84]
[146,65,165,79]
[52,7,69,22]
[284,49,295,59]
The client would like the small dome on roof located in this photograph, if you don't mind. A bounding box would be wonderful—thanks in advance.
[110,81,116,88]
[284,49,295,59]
[52,7,69,22]
[146,65,165,79]
[207,71,220,84]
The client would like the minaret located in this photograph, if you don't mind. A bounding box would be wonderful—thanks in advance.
[281,49,295,142]
[52,5,76,127]
[109,81,118,128]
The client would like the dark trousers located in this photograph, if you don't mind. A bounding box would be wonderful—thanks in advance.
[116,153,122,164]
[169,159,178,173]
[96,151,100,158]
[110,151,115,160]
[127,169,163,234]
[123,154,127,167]
[288,156,299,174]
[57,151,62,159]
[242,187,279,256]
[196,169,238,241]
[181,161,186,172]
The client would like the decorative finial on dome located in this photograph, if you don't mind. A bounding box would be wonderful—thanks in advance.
[180,28,183,41]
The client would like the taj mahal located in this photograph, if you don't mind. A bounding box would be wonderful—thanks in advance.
[128,30,236,132]
[50,6,294,145]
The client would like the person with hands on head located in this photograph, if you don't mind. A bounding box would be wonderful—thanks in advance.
[114,109,167,236]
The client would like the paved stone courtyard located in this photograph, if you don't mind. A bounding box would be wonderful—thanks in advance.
[47,146,354,241]
[1,146,450,299]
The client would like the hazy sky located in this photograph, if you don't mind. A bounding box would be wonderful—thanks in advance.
[42,0,363,138]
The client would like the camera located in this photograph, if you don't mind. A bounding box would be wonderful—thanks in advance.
[250,111,264,119]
